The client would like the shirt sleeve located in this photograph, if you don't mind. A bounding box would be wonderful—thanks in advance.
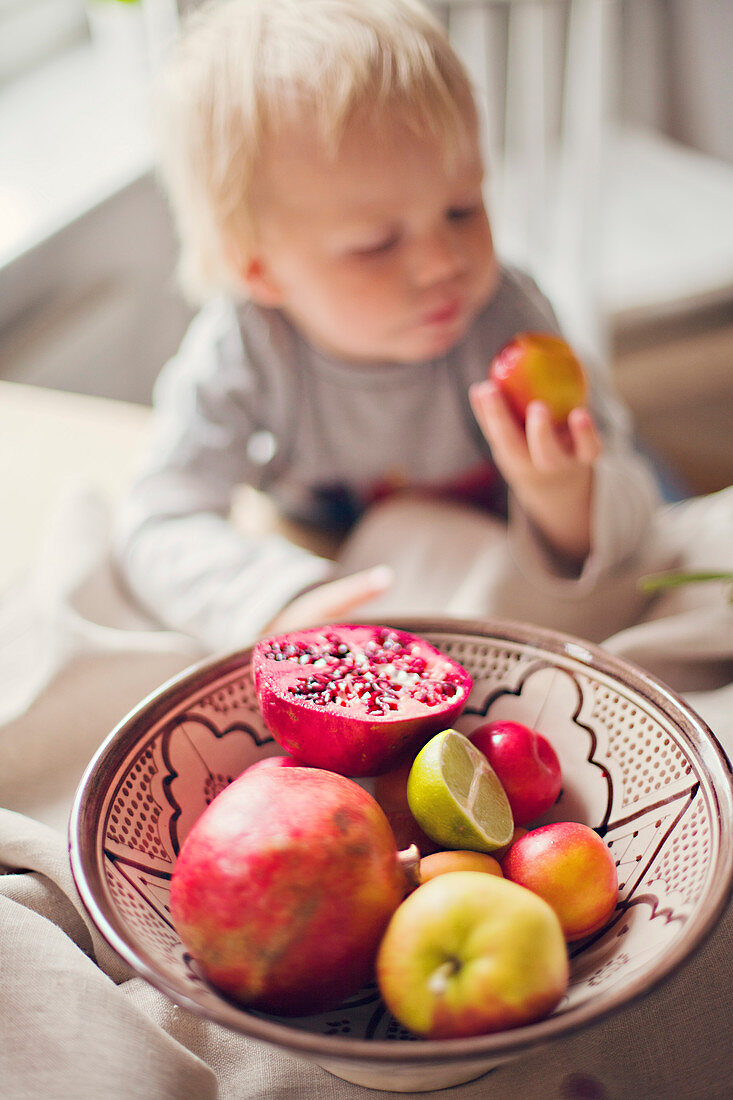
[113,301,334,652]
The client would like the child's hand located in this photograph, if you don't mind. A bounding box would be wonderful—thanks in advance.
[469,379,602,563]
[266,565,393,634]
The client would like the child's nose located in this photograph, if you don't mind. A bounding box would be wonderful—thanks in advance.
[411,229,466,287]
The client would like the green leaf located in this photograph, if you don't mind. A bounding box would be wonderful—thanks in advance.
[639,570,733,603]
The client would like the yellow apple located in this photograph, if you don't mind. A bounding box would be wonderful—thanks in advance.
[376,871,569,1038]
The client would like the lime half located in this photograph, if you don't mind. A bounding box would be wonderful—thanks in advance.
[407,729,514,852]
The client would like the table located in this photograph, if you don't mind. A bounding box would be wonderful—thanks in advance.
[0,381,151,589]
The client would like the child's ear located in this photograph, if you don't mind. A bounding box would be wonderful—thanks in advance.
[240,255,284,306]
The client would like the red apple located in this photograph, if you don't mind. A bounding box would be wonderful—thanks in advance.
[377,871,569,1038]
[502,821,619,941]
[489,332,588,425]
[469,720,562,825]
[170,766,411,1015]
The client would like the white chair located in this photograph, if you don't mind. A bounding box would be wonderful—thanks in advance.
[438,0,733,364]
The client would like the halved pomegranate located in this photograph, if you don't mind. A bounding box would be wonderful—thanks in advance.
[251,624,473,776]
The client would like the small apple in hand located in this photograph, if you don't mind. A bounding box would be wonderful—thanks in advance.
[377,871,569,1038]
[489,332,588,425]
[469,720,562,825]
[502,821,619,941]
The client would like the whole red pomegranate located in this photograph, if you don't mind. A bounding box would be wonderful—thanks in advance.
[169,765,412,1016]
[251,624,473,776]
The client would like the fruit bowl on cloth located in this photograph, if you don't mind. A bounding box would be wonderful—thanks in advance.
[69,617,733,1094]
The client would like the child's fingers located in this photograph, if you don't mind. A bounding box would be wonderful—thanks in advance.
[526,402,603,470]
[267,566,393,633]
[524,400,567,470]
[469,380,527,462]
[567,406,603,464]
[318,565,394,614]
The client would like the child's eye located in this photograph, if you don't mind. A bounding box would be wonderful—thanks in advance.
[352,234,400,257]
[446,204,480,222]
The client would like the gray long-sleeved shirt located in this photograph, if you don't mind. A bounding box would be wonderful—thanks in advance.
[114,266,660,650]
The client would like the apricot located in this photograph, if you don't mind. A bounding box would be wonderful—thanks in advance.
[418,850,503,884]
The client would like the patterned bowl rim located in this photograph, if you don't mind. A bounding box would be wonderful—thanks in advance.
[69,615,733,1068]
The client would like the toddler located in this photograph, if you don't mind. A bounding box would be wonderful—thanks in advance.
[115,0,660,651]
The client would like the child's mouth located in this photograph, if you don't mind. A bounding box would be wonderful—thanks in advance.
[421,299,462,327]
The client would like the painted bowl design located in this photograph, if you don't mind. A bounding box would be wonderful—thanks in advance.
[69,617,733,1093]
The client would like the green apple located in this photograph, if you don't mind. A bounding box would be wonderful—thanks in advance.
[490,331,588,425]
[376,871,569,1038]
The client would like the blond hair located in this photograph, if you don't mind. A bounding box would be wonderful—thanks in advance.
[155,0,477,300]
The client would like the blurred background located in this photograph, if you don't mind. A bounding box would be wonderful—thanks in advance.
[0,0,731,497]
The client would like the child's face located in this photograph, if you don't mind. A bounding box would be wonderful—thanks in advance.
[244,111,498,363]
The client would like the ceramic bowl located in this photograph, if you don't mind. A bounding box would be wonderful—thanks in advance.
[69,617,733,1093]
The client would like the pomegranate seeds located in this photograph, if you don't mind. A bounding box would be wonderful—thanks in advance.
[252,624,473,776]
